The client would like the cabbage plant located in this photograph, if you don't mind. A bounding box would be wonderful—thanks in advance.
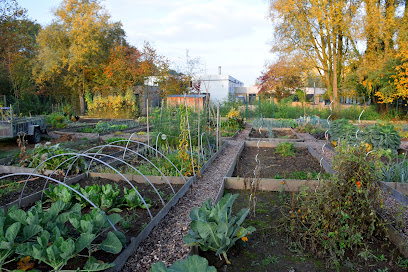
[184,194,255,264]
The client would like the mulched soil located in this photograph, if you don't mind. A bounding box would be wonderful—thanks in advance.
[0,173,63,206]
[202,189,406,272]
[233,146,324,179]
[249,128,297,139]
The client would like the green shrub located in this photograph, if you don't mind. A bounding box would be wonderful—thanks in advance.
[283,143,385,267]
[46,113,68,129]
[275,142,295,157]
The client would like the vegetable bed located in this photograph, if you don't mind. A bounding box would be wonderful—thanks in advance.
[200,189,408,272]
[1,175,183,272]
[233,145,327,179]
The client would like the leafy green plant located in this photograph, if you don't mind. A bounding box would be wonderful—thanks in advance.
[150,255,216,272]
[184,194,255,264]
[367,123,400,152]
[397,257,408,268]
[45,183,152,213]
[123,187,152,209]
[121,211,139,229]
[275,142,295,157]
[16,206,123,271]
[78,121,135,134]
[381,154,408,183]
[328,119,357,144]
[329,120,401,153]
[261,254,279,265]
[0,179,24,198]
[43,184,73,204]
[93,121,128,133]
[272,171,330,180]
[1,200,125,271]
[74,184,123,212]
[0,209,42,270]
[105,137,127,146]
[16,230,102,271]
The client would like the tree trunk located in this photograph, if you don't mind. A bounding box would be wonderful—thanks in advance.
[332,35,338,110]
[79,93,85,116]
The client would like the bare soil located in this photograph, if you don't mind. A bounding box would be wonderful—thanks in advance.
[233,146,324,179]
[0,173,63,206]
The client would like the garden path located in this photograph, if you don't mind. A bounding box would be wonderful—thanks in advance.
[121,127,251,271]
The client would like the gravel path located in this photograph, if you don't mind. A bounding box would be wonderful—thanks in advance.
[296,132,335,165]
[121,127,251,271]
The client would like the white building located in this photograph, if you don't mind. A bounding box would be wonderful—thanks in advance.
[234,86,260,102]
[194,74,244,102]
[304,87,326,104]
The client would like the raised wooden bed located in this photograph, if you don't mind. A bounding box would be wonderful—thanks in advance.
[246,127,304,142]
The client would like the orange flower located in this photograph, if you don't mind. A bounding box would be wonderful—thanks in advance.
[356,181,361,188]
[241,236,248,242]
[281,181,285,185]
[298,209,301,212]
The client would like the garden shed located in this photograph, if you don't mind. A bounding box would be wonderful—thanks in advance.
[166,94,208,108]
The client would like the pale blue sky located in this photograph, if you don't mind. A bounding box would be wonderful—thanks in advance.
[18,0,274,85]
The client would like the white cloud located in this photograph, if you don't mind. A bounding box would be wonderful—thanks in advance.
[19,0,275,85]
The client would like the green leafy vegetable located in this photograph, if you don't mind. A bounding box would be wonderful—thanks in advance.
[184,194,255,264]
[150,255,216,272]
[123,187,152,209]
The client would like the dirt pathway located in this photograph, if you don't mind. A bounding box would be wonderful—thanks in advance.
[121,127,250,271]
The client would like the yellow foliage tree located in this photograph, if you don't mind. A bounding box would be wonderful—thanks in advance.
[392,7,408,101]
[269,0,361,108]
[34,0,125,114]
[85,89,138,119]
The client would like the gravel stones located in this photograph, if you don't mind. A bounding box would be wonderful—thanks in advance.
[121,128,251,271]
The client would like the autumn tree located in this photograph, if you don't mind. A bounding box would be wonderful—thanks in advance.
[258,54,313,101]
[34,0,125,114]
[101,44,142,94]
[0,0,40,113]
[353,0,400,105]
[157,75,189,97]
[390,1,408,102]
[269,0,361,108]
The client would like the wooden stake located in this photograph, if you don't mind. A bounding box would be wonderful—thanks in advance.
[198,94,201,166]
[0,177,39,189]
[184,94,196,176]
[216,101,220,151]
[147,98,150,147]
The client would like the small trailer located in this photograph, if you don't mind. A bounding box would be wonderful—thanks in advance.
[0,107,46,143]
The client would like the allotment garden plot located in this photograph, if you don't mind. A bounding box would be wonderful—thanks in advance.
[201,189,408,272]
[233,142,327,180]
[0,103,222,271]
